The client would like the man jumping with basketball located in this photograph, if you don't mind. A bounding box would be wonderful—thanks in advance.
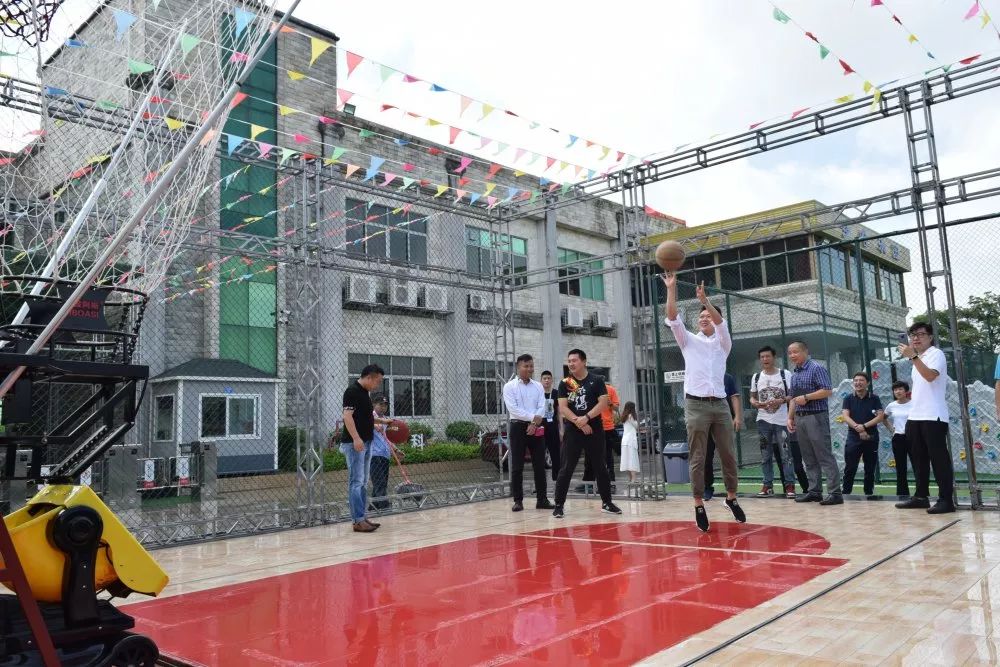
[662,272,746,532]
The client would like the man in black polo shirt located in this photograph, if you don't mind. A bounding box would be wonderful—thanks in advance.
[341,363,385,533]
[841,372,885,498]
[552,348,622,519]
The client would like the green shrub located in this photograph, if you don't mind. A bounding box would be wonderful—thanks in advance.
[445,421,482,443]
[323,448,347,472]
[394,442,479,465]
[407,421,434,440]
[277,426,307,472]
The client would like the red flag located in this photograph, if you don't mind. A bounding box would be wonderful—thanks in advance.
[337,89,353,108]
[804,31,819,43]
[959,54,981,65]
[402,163,415,172]
[545,157,556,170]
[380,104,396,112]
[871,0,883,6]
[230,92,248,109]
[487,163,502,179]
[750,121,764,129]
[615,151,625,162]
[402,74,420,83]
[427,147,442,156]
[790,107,809,119]
[346,51,364,77]
[839,59,855,75]
[458,177,470,187]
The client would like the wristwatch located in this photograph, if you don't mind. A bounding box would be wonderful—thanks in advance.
[910,353,919,361]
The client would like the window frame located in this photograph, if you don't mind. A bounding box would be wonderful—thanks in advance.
[198,393,261,440]
[346,197,428,265]
[348,354,432,417]
[466,226,528,286]
[558,247,605,301]
[152,394,175,442]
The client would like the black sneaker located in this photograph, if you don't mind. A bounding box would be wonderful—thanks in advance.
[536,499,555,510]
[795,493,823,503]
[695,506,710,532]
[552,505,564,519]
[512,501,523,512]
[601,502,622,515]
[927,501,956,514]
[895,496,930,509]
[725,498,746,523]
[865,494,879,501]
[819,495,844,505]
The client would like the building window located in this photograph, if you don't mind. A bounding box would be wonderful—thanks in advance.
[200,394,260,439]
[558,248,605,300]
[445,156,462,189]
[470,360,513,415]
[785,236,812,281]
[348,353,432,417]
[692,254,717,288]
[346,198,428,265]
[882,267,905,306]
[862,259,879,298]
[466,227,527,286]
[153,395,174,441]
[818,246,849,289]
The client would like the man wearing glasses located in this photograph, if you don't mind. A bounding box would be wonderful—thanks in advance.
[895,322,955,514]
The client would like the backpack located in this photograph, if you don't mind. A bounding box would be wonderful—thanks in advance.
[752,369,789,396]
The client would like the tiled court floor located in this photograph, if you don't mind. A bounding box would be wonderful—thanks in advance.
[122,496,999,665]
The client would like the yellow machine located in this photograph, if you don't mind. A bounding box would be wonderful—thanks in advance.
[2,484,168,603]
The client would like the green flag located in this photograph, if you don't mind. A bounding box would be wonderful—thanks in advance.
[128,59,154,75]
[180,34,200,58]
[819,45,830,59]
[773,8,790,23]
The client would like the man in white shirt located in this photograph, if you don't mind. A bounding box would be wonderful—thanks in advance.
[884,380,914,498]
[502,353,552,512]
[662,273,746,532]
[749,346,797,499]
[895,322,955,514]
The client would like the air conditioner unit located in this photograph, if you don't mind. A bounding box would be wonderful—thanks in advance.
[345,275,378,304]
[389,280,418,308]
[562,307,584,329]
[468,293,489,312]
[423,285,449,312]
[593,309,614,330]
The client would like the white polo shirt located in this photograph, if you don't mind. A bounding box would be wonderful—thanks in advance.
[665,316,732,399]
[907,345,949,422]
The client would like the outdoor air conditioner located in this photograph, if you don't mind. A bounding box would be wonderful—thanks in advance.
[423,285,449,312]
[593,309,614,330]
[389,280,418,308]
[562,307,584,329]
[345,275,378,304]
[468,293,489,312]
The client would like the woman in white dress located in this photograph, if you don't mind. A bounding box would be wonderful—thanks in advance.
[619,402,641,481]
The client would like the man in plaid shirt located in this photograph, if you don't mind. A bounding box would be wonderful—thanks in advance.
[787,340,842,505]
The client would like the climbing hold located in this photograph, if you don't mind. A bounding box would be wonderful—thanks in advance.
[888,458,896,468]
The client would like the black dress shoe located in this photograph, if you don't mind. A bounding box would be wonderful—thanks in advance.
[819,495,844,505]
[795,493,823,503]
[512,501,524,512]
[536,499,555,510]
[895,496,930,509]
[927,501,956,514]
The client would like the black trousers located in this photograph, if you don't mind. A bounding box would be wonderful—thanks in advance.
[543,420,561,481]
[788,437,810,493]
[370,455,390,509]
[582,429,617,482]
[908,419,954,503]
[892,433,914,496]
[509,421,547,502]
[555,425,612,505]
[842,439,878,495]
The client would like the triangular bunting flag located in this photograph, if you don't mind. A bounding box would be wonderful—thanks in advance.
[514,148,526,162]
[964,1,980,20]
[458,177,470,187]
[346,51,364,76]
[907,34,917,43]
[959,54,981,65]
[226,134,244,156]
[230,92,248,108]
[337,89,354,109]
[364,157,386,181]
[449,127,461,144]
[839,59,855,75]
[278,105,296,116]
[434,184,449,198]
[324,147,347,164]
[345,163,361,178]
[287,70,306,81]
[863,81,873,93]
[454,157,473,173]
[180,33,200,58]
[566,135,578,148]
[382,173,397,186]
[514,170,525,177]
[773,7,790,23]
[484,183,497,196]
[250,124,266,140]
[487,163,502,179]
[279,147,295,166]
[494,142,508,155]
[310,37,332,66]
[400,177,415,189]
[545,157,556,170]
[453,189,467,202]
[431,84,447,92]
[402,163,415,171]
[378,64,395,83]
[113,9,137,42]
[468,192,481,205]
[402,74,420,83]
[358,129,375,139]
[459,95,473,115]
[293,133,308,144]
[835,94,854,104]
[481,103,495,120]
[127,59,154,75]
[233,8,255,38]
[870,89,883,110]
[790,107,809,119]
[258,143,273,159]
[819,45,830,59]
[164,117,184,131]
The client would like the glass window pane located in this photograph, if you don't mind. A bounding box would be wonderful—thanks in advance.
[391,356,412,375]
[409,216,427,234]
[247,326,276,374]
[718,249,741,291]
[580,276,593,300]
[512,238,526,255]
[219,324,249,364]
[201,396,227,438]
[349,354,367,374]
[389,230,408,262]
[370,355,391,374]
[346,219,365,255]
[228,397,257,436]
[154,395,174,441]
[393,379,413,416]
[219,282,249,325]
[409,234,427,265]
[471,380,486,414]
[366,229,385,258]
[412,357,431,376]
[763,240,789,286]
[413,379,431,416]
[592,276,604,301]
[466,246,481,275]
[486,381,498,414]
[248,283,275,327]
[693,254,716,287]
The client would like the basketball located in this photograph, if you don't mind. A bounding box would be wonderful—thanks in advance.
[655,240,686,271]
[386,419,410,445]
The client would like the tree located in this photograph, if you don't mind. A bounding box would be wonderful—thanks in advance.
[914,291,1000,352]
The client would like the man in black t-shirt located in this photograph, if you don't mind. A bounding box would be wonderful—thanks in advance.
[552,348,622,518]
[841,371,885,498]
[341,363,385,533]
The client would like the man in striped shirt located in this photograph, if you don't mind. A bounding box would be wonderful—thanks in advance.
[787,341,842,505]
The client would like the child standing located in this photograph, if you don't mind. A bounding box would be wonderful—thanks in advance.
[619,402,641,481]
[369,395,398,510]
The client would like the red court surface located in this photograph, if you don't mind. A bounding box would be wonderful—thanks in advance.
[125,521,847,666]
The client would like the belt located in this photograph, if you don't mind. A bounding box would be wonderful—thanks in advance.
[796,410,825,415]
[510,419,533,424]
[685,394,722,402]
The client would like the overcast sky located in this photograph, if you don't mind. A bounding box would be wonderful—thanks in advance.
[3,0,999,314]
